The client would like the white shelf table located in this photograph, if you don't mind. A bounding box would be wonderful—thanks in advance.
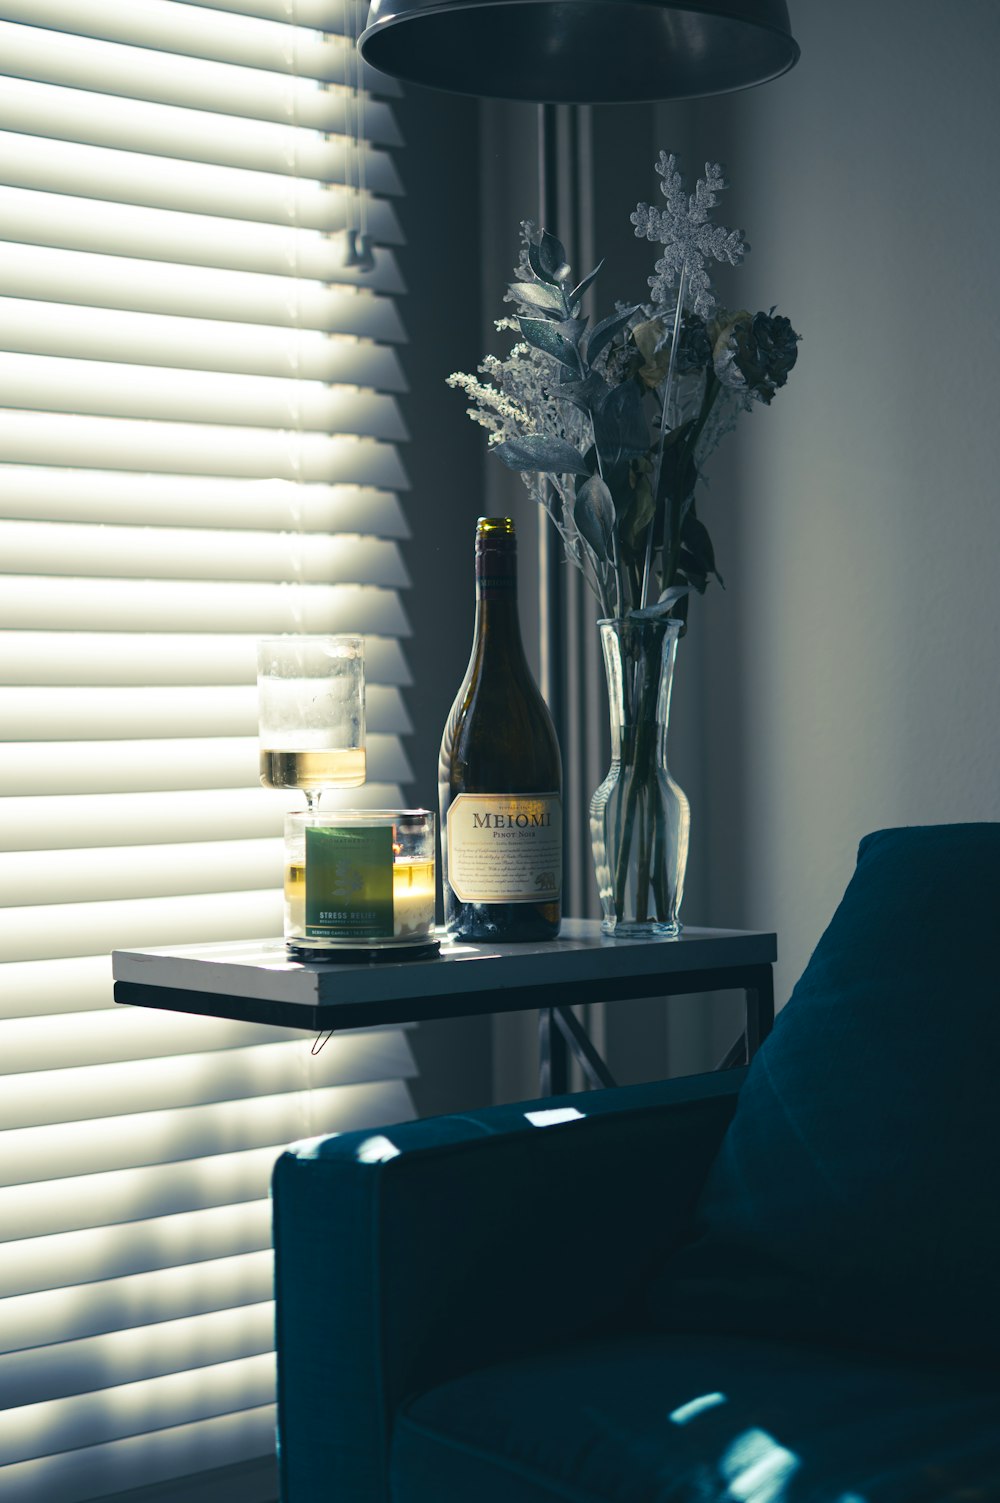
[113,920,776,1094]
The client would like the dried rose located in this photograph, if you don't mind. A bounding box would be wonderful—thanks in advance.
[713,307,800,405]
[633,313,712,388]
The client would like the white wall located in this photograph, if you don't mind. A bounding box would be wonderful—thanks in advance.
[460,7,1000,1090]
[688,0,1000,1011]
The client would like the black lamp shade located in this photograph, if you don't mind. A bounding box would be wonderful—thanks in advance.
[358,0,799,103]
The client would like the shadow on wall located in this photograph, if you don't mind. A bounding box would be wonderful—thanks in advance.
[391,82,493,1117]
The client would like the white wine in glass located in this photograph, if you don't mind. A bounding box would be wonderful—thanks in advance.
[257,637,365,808]
[260,746,367,794]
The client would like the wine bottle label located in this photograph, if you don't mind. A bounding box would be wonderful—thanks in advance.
[446,793,562,903]
[304,825,393,940]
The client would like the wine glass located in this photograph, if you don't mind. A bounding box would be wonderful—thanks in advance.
[257,636,365,809]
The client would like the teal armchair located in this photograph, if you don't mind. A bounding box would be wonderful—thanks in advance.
[273,824,1000,1502]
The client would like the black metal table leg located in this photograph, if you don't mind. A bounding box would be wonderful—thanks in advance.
[744,964,775,1058]
[553,1006,617,1090]
[538,1008,570,1095]
[539,1006,617,1093]
[715,964,776,1070]
[715,1033,747,1071]
[544,964,775,1091]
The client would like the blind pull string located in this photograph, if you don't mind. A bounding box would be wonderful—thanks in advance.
[343,0,374,272]
[355,0,373,268]
[342,0,358,265]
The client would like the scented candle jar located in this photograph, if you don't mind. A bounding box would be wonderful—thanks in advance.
[284,809,436,957]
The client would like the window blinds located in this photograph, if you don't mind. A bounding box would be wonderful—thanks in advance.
[0,4,414,1500]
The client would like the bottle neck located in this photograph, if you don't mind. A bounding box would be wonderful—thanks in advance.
[474,594,522,654]
[475,535,517,616]
[474,544,525,652]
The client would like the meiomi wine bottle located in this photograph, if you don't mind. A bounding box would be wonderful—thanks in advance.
[438,517,562,941]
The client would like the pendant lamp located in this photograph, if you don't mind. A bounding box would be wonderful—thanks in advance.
[358,0,799,103]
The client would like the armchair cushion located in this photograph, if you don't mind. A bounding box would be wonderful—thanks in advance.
[648,822,1000,1363]
[392,1329,1000,1503]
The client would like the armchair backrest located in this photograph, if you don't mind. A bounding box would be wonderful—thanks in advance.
[648,822,1000,1366]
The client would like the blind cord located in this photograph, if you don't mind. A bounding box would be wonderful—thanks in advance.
[343,0,374,271]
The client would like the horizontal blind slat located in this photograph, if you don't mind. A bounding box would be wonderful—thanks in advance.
[0,1204,273,1300]
[0,955,114,1017]
[0,4,397,93]
[0,244,408,333]
[0,522,410,585]
[0,473,410,533]
[0,575,412,633]
[0,838,286,907]
[0,299,408,384]
[0,891,284,964]
[0,78,403,191]
[0,1404,277,1503]
[0,735,410,794]
[0,1031,418,1116]
[0,1003,413,1076]
[0,1146,295,1243]
[0,1242,275,1353]
[0,1081,404,1187]
[0,872,406,962]
[175,0,366,38]
[0,1010,304,1076]
[0,186,406,287]
[0,357,409,437]
[0,415,410,481]
[0,688,412,745]
[0,20,402,133]
[0,133,403,236]
[0,1303,275,1408]
[0,1352,276,1466]
[0,785,416,853]
[0,683,411,740]
[0,633,412,688]
[1,790,287,852]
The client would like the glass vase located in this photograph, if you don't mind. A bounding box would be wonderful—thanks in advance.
[589,617,690,937]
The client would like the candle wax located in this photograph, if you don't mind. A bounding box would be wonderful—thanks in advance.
[285,856,435,942]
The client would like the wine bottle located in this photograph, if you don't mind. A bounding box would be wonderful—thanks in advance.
[438,517,562,941]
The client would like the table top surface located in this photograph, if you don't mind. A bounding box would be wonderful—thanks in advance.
[112,921,776,1020]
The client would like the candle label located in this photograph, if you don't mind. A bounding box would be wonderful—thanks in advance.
[446,793,562,903]
[305,825,393,940]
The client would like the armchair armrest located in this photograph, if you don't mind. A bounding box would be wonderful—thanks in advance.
[272,1068,743,1503]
